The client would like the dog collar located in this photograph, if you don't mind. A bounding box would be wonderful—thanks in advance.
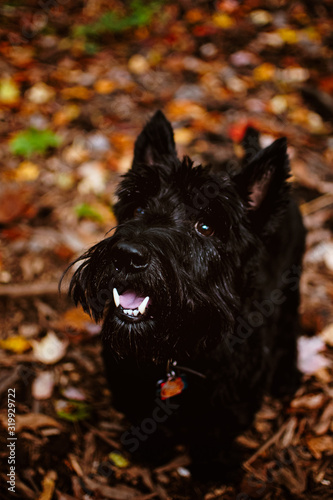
[157,360,206,400]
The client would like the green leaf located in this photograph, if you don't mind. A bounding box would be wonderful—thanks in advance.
[84,41,100,54]
[10,128,62,157]
[109,451,130,468]
[75,203,104,222]
[55,399,91,422]
[73,0,165,38]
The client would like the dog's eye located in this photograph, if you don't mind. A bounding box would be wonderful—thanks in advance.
[195,221,214,237]
[134,207,145,218]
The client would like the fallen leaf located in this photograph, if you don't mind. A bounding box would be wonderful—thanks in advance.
[0,413,63,432]
[228,121,252,142]
[78,161,107,194]
[53,104,80,126]
[5,45,35,67]
[60,307,97,332]
[320,76,333,93]
[279,66,309,83]
[62,386,86,401]
[321,324,333,346]
[0,335,31,354]
[212,13,235,29]
[10,128,61,157]
[109,451,130,468]
[0,78,20,105]
[166,100,206,120]
[174,128,194,145]
[277,27,299,44]
[75,203,104,222]
[0,186,36,224]
[185,8,205,23]
[32,332,68,364]
[306,241,333,269]
[15,161,40,181]
[55,399,90,422]
[32,371,55,400]
[62,141,90,165]
[61,86,92,100]
[58,307,101,343]
[297,336,330,375]
[177,466,191,478]
[314,401,333,435]
[249,10,273,26]
[307,435,333,459]
[128,54,150,74]
[37,470,57,500]
[111,133,134,154]
[94,79,116,94]
[291,392,326,410]
[26,82,55,104]
[269,95,288,114]
[253,63,276,82]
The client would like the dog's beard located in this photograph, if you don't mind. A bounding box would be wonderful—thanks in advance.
[67,226,239,364]
[100,268,237,364]
[101,300,233,363]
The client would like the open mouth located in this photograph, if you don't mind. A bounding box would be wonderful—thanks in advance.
[113,288,150,320]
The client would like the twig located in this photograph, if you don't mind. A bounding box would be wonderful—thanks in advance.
[0,365,22,396]
[243,419,291,470]
[154,454,190,474]
[0,282,60,298]
[83,422,122,450]
[300,193,333,216]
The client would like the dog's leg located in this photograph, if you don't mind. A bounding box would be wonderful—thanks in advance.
[269,281,302,397]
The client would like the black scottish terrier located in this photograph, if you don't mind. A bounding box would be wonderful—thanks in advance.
[66,111,305,474]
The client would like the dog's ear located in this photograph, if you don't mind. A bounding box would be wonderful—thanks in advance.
[234,137,290,230]
[132,110,177,166]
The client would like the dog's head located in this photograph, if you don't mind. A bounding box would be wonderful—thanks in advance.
[66,111,290,362]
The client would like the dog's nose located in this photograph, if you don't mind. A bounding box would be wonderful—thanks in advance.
[111,242,149,272]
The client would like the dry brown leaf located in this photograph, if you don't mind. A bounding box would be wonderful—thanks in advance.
[278,467,306,495]
[0,412,63,432]
[291,393,326,410]
[61,307,93,330]
[0,186,36,224]
[307,435,333,459]
[83,476,141,499]
[321,324,333,347]
[236,434,260,449]
[314,401,333,435]
[37,470,57,500]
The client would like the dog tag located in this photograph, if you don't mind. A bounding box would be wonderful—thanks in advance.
[159,375,186,400]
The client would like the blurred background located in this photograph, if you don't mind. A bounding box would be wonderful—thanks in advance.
[0,1,333,499]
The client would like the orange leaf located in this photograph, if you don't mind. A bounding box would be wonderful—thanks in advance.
[61,86,92,100]
[253,63,276,82]
[62,307,94,330]
[94,79,116,94]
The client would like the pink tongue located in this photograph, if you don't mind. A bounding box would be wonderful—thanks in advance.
[119,290,145,309]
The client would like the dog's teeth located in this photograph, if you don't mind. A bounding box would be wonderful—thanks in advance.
[113,288,120,308]
[133,309,139,316]
[138,296,149,315]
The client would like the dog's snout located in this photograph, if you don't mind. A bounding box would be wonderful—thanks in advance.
[111,242,149,272]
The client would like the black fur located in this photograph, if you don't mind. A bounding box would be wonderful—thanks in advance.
[64,111,306,475]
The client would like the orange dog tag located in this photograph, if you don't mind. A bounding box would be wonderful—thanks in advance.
[160,376,185,400]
